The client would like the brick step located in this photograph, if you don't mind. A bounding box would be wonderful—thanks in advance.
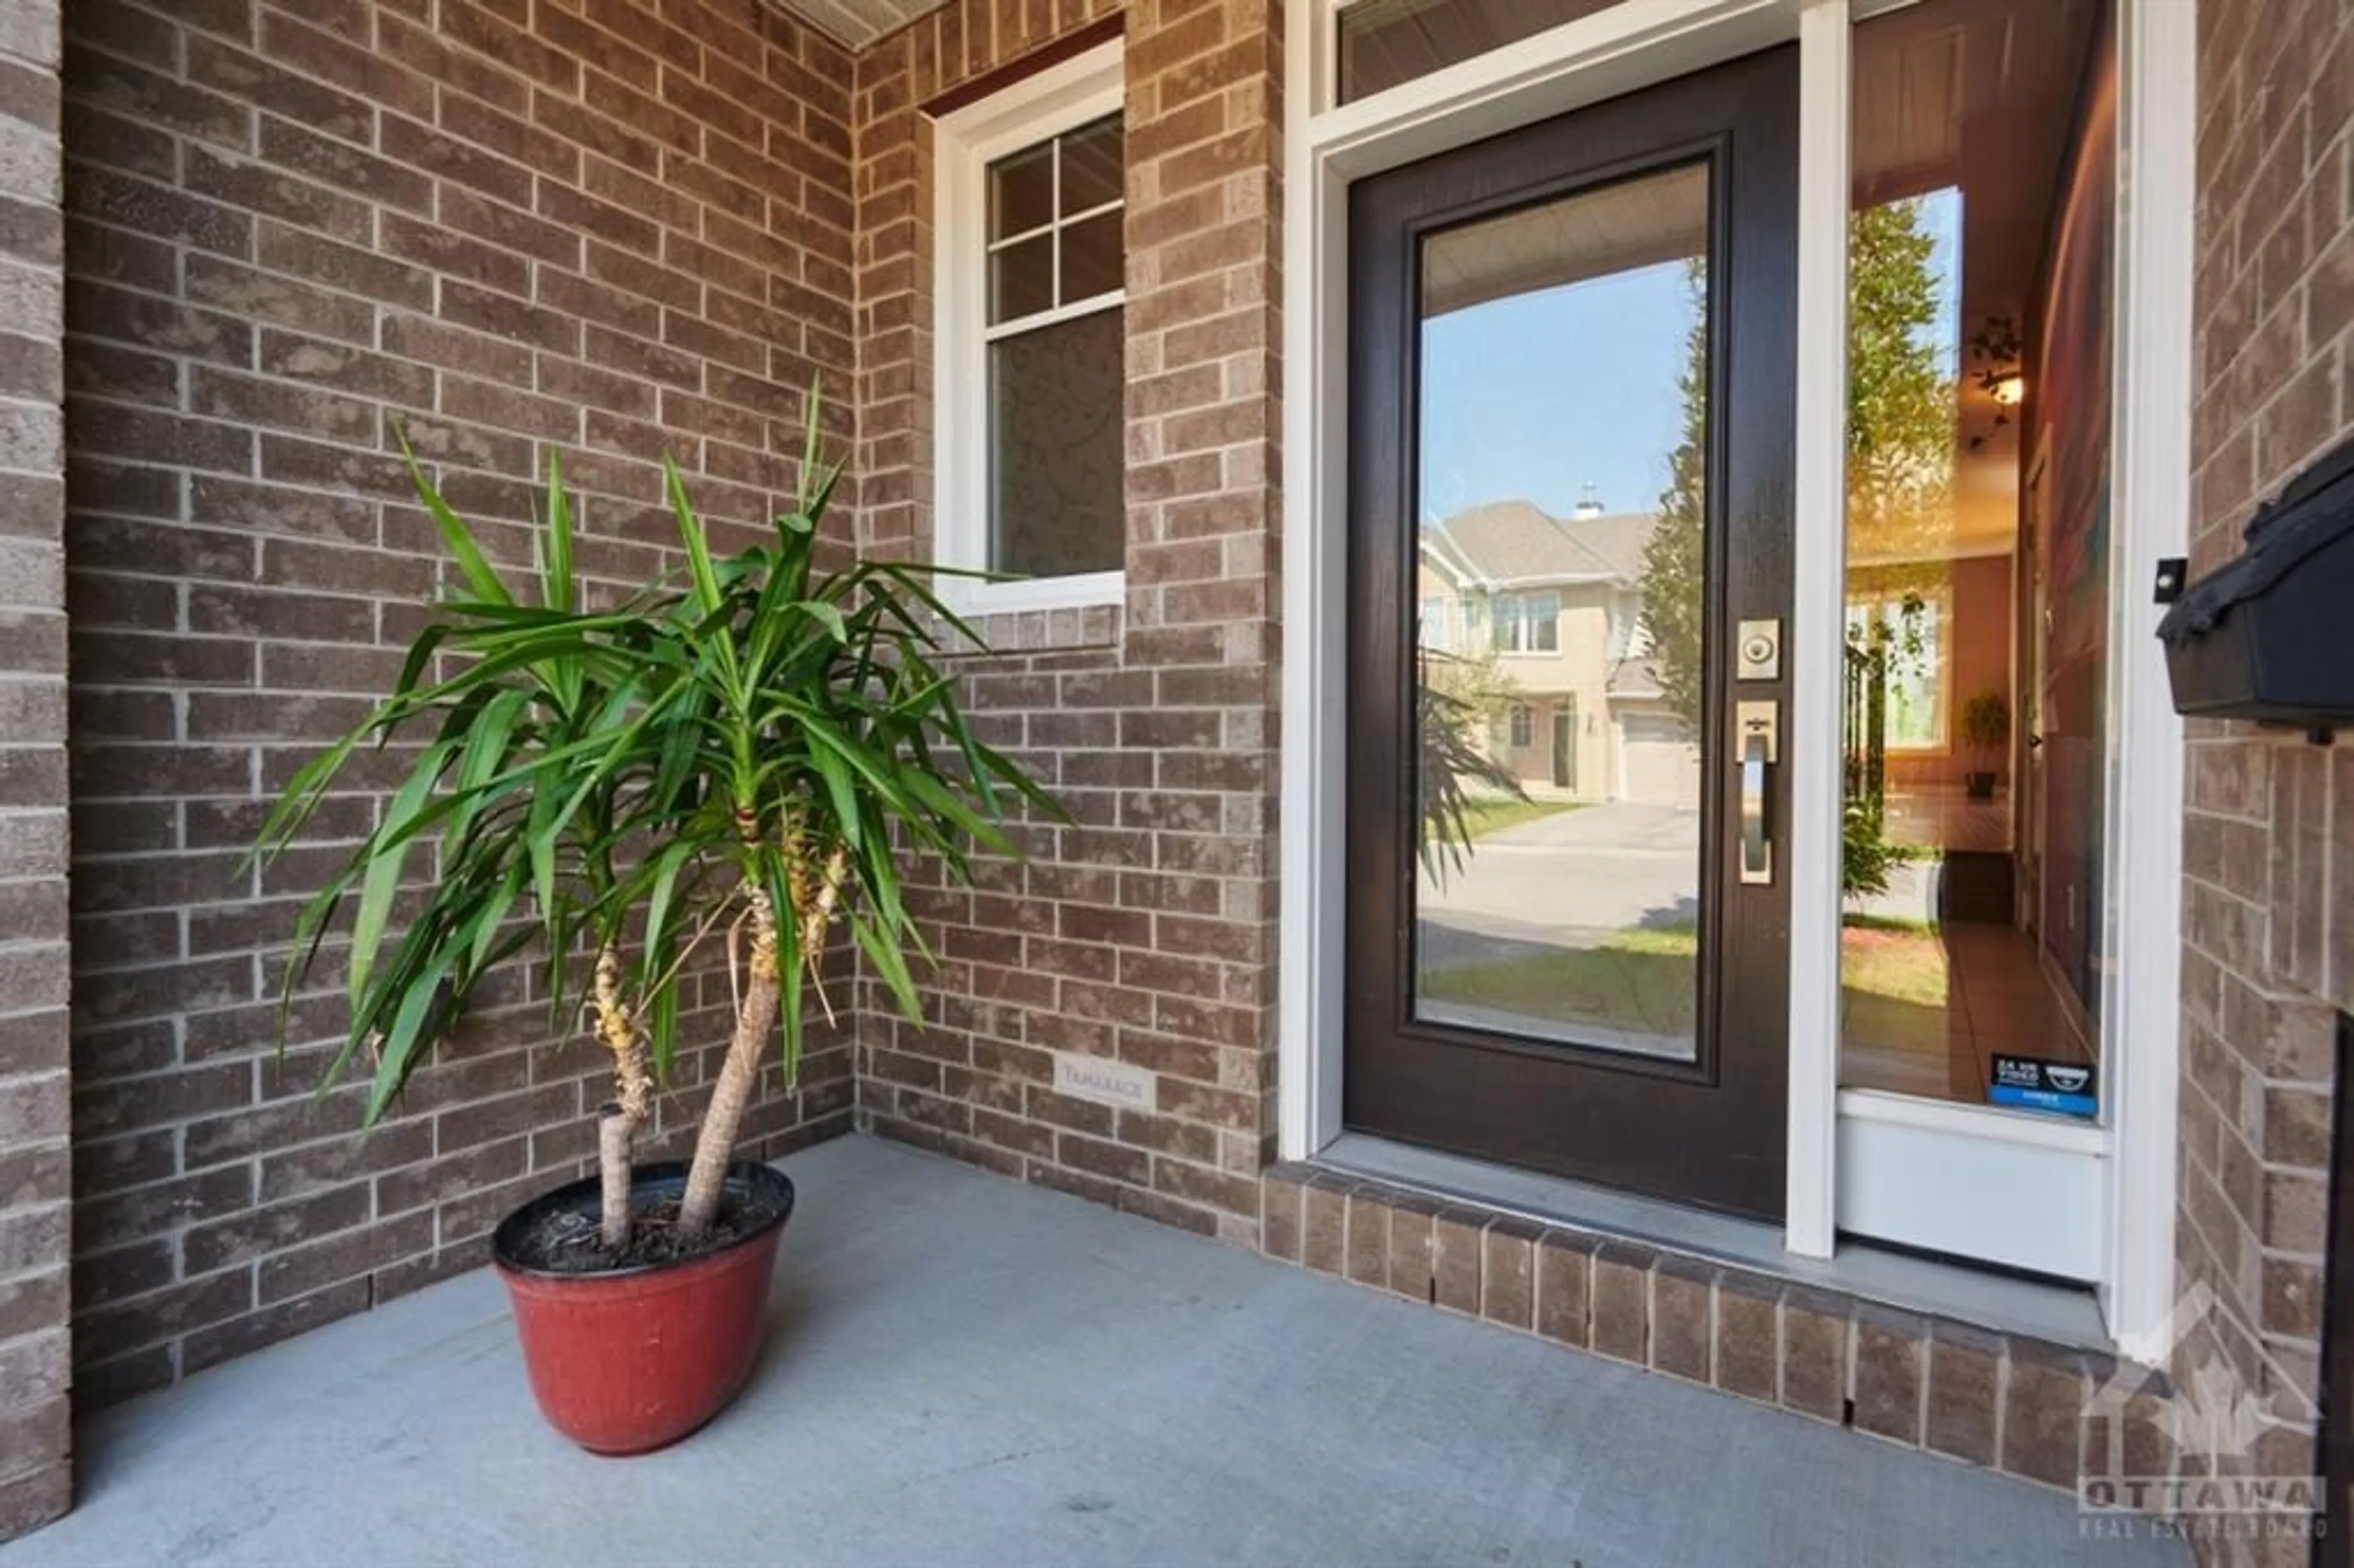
[1259,1163,2173,1500]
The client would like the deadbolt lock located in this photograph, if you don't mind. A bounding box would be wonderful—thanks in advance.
[1737,618,1781,682]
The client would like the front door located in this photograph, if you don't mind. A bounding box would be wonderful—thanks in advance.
[1550,706,1575,791]
[1343,49,1799,1219]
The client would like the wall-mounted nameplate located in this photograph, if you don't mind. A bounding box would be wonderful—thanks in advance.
[1053,1051,1155,1112]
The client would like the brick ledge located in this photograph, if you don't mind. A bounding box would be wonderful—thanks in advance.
[1260,1162,2175,1498]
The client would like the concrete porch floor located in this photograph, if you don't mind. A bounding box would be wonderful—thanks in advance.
[7,1136,2184,1567]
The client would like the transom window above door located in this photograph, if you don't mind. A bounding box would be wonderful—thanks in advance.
[932,42,1127,615]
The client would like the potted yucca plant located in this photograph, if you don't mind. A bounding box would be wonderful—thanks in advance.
[251,394,1056,1453]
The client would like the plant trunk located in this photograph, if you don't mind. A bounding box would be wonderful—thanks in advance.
[591,943,652,1249]
[596,1104,633,1250]
[677,881,780,1239]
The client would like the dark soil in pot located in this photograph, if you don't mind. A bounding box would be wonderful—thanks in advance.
[504,1186,788,1274]
[491,1159,795,1278]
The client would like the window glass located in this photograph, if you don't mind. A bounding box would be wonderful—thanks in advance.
[1411,159,1711,1061]
[1494,592,1560,653]
[989,308,1125,578]
[1061,209,1124,303]
[989,142,1054,239]
[978,110,1127,580]
[989,234,1054,323]
[1845,592,1947,751]
[1059,116,1124,215]
[1837,0,2116,1113]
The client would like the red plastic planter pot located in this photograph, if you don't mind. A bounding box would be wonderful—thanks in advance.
[492,1160,795,1456]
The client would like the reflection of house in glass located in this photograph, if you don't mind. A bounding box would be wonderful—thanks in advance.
[1417,498,1699,809]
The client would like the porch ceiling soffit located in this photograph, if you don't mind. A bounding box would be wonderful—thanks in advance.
[765,0,950,50]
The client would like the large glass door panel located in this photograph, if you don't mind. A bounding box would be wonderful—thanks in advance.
[1344,47,1799,1219]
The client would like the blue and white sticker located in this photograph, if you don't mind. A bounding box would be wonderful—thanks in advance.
[1988,1054,2098,1119]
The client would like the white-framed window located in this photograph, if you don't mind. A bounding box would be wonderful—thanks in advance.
[1418,595,1452,649]
[1843,589,1948,752]
[1494,590,1560,654]
[1508,703,1534,748]
[932,42,1126,616]
[1458,596,1485,652]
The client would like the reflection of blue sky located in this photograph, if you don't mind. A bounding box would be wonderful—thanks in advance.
[1414,188,1962,527]
[1919,186,1962,370]
[1418,260,1693,525]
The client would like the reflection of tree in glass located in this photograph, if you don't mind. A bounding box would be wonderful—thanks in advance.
[1416,646,1526,882]
[1637,199,1956,731]
[1634,200,1952,897]
[1846,197,1957,552]
[1842,592,1928,897]
[1637,261,1708,732]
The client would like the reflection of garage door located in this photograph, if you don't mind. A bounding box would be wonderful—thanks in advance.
[1617,714,1701,808]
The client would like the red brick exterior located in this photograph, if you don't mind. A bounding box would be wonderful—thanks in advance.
[851,0,1285,1243]
[2177,1,2354,1559]
[0,0,67,1539]
[58,0,858,1413]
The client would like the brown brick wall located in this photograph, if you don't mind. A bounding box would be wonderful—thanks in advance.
[849,0,1283,1243]
[0,0,67,1540]
[58,0,858,1410]
[2180,0,2354,1559]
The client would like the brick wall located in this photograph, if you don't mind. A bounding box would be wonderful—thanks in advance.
[0,0,67,1539]
[2178,0,2354,1558]
[851,0,1284,1243]
[58,0,857,1409]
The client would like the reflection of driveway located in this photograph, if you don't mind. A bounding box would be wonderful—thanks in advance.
[1482,802,1699,851]
[1419,803,1701,965]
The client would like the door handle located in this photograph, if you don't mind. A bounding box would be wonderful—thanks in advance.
[1737,700,1777,886]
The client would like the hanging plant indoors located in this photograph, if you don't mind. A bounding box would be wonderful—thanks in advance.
[249,389,1061,1454]
[1965,313,2024,452]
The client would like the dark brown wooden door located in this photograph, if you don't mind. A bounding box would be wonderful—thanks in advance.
[1343,48,1799,1220]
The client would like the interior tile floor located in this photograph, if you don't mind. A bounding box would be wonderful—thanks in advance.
[1885,783,2014,854]
[1842,919,2095,1105]
[6,1136,2180,1568]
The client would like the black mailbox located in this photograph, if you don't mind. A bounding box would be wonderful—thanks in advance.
[2160,432,2354,728]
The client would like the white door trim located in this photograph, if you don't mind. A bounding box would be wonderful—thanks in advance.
[1275,0,2193,1348]
[1782,0,1850,1259]
[2100,0,2193,1364]
[1276,0,1813,1164]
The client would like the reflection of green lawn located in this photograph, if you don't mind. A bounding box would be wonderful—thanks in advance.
[1454,797,1584,841]
[1838,916,1950,1007]
[1421,916,1950,1035]
[1423,924,1697,1036]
